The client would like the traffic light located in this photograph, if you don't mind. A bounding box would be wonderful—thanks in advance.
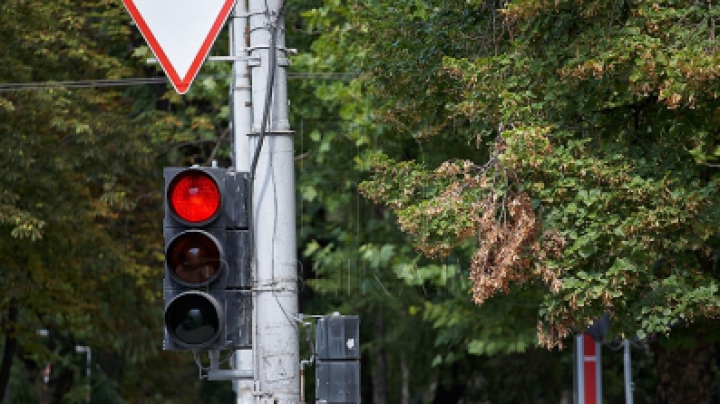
[163,167,251,350]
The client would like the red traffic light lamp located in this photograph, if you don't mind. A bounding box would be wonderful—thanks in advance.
[167,170,222,225]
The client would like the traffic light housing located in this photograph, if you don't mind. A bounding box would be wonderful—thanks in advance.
[315,314,361,403]
[163,167,251,350]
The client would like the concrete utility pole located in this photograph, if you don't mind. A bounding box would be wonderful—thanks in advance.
[247,0,300,402]
[230,2,254,403]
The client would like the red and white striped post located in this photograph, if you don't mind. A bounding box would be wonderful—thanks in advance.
[575,333,602,404]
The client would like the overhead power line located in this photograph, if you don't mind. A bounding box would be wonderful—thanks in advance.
[0,77,166,92]
[0,73,353,93]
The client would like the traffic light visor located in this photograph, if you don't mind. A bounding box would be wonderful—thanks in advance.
[167,230,223,286]
[165,292,223,349]
[168,170,221,225]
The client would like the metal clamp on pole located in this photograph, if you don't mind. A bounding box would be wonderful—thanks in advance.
[242,45,297,54]
[207,350,254,381]
[247,130,295,137]
[146,56,255,65]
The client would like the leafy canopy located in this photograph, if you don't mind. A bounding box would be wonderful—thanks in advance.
[355,0,720,347]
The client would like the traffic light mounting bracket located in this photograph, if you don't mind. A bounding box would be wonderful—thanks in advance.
[206,350,253,381]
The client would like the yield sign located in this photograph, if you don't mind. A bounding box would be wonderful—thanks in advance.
[122,0,236,94]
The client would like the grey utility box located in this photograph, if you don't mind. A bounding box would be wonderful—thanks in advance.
[316,314,361,403]
[316,361,360,403]
[316,314,360,360]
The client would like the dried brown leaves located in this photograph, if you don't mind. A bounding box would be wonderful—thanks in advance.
[469,190,564,305]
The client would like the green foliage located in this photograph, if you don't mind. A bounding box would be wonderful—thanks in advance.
[290,0,575,401]
[356,0,720,350]
[0,0,227,402]
[0,0,161,349]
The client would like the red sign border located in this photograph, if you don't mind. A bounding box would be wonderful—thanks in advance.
[122,0,236,94]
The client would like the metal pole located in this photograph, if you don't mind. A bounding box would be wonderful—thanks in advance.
[230,2,254,403]
[623,340,634,404]
[248,0,299,401]
[86,348,91,404]
[231,0,252,173]
[595,338,602,404]
[75,346,91,403]
[575,335,584,404]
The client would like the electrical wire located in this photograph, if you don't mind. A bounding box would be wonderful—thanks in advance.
[245,11,280,298]
[247,0,303,329]
[0,73,351,92]
[193,350,209,379]
[303,320,316,364]
[245,0,304,339]
[0,77,167,92]
[249,9,281,181]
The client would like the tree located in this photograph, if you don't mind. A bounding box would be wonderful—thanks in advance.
[351,0,720,401]
[0,1,215,402]
[290,1,575,402]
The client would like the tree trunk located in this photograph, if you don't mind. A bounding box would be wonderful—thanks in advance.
[432,362,466,404]
[372,311,387,404]
[400,354,409,404]
[651,329,717,404]
[0,298,18,403]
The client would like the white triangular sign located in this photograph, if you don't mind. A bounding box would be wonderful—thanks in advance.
[122,0,236,94]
